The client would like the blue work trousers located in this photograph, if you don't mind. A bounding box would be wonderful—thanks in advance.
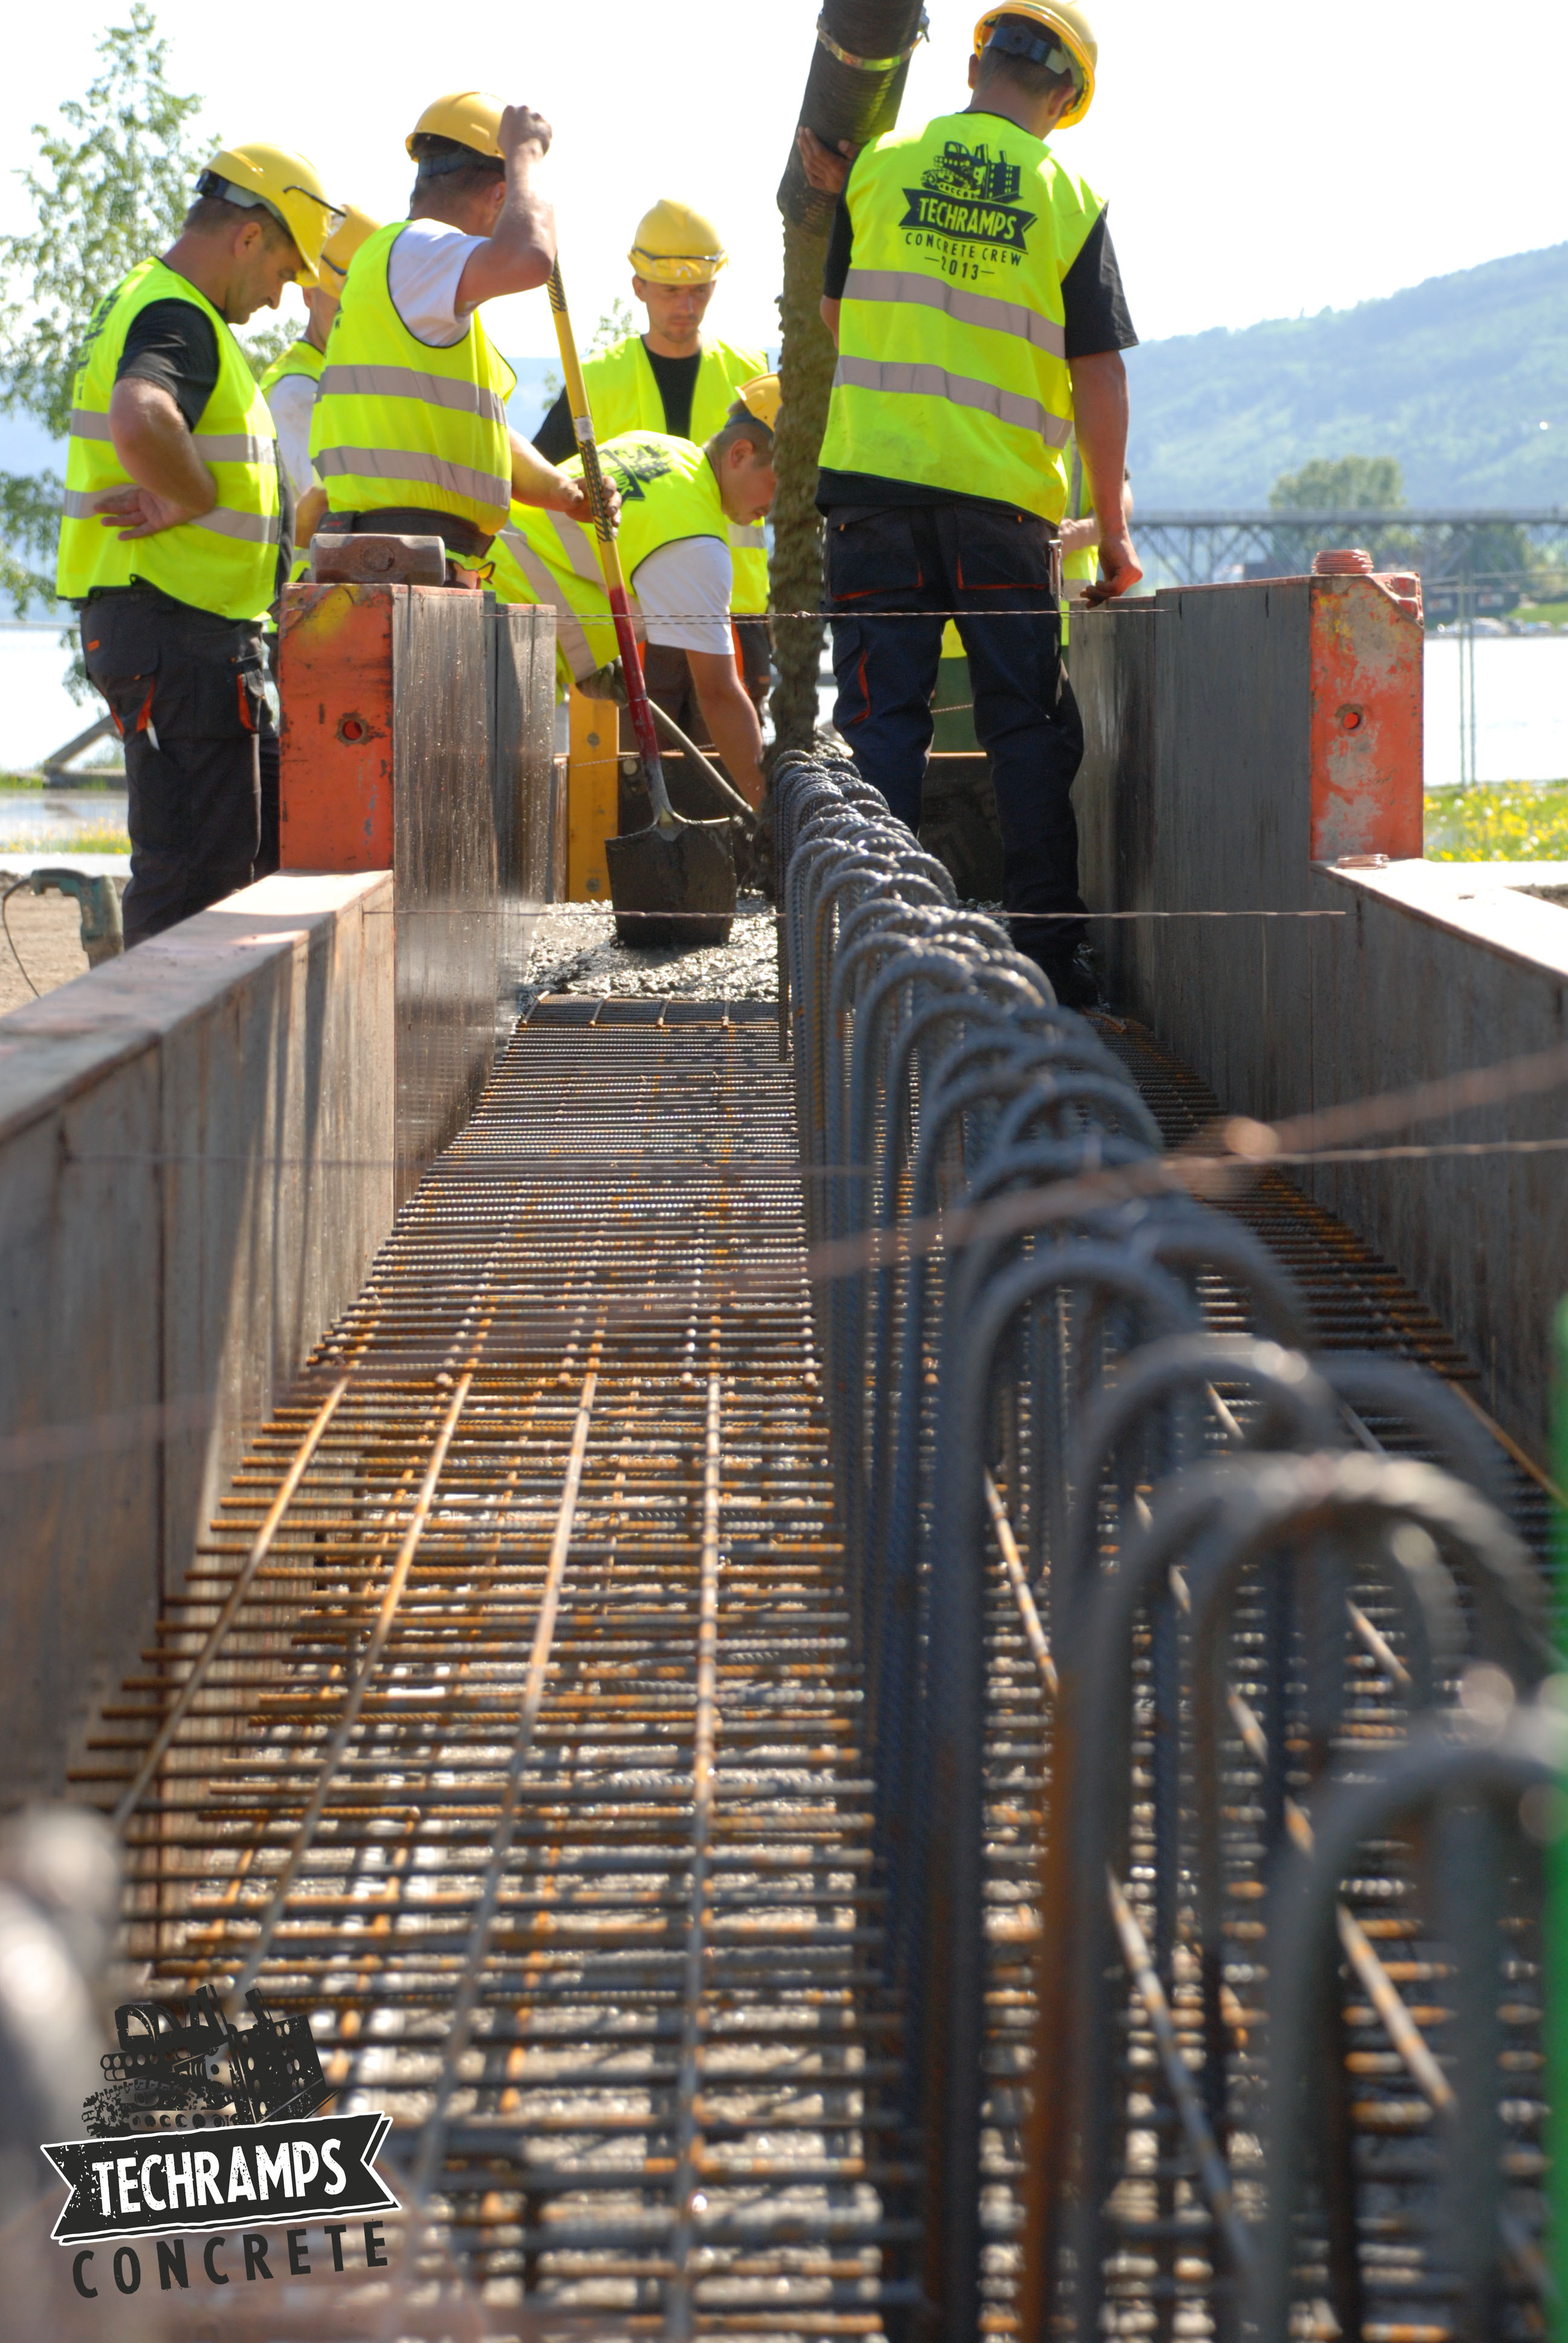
[826,500,1085,971]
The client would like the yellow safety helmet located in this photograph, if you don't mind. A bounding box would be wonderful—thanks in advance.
[198,145,341,285]
[739,374,782,434]
[406,91,506,162]
[629,199,727,286]
[319,204,380,292]
[972,1,1096,126]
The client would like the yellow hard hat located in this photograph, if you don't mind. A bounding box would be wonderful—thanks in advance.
[972,1,1097,126]
[407,91,505,162]
[629,199,727,285]
[739,374,782,433]
[199,145,342,285]
[319,204,380,291]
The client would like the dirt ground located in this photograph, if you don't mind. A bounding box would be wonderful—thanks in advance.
[0,884,108,1014]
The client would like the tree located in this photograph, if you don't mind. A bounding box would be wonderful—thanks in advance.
[0,5,206,443]
[1267,453,1417,574]
[0,7,289,624]
[1269,454,1406,513]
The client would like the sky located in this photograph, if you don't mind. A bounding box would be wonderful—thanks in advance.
[1,0,1566,367]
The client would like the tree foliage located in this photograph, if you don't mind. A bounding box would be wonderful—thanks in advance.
[1269,453,1406,512]
[0,8,295,623]
[0,4,206,438]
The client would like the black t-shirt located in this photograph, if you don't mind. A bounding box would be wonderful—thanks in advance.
[532,342,705,464]
[116,299,221,431]
[817,163,1138,514]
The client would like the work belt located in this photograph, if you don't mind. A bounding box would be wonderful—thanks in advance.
[316,506,496,558]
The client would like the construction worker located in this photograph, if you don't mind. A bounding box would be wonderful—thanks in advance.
[489,378,780,811]
[260,205,379,499]
[304,93,602,578]
[57,143,336,945]
[532,202,771,711]
[800,2,1140,1007]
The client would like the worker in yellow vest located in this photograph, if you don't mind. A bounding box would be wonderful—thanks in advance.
[491,379,779,810]
[260,205,379,499]
[304,92,604,580]
[57,143,336,945]
[801,1,1140,1006]
[532,201,771,710]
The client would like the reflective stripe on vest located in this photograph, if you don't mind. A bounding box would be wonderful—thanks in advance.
[316,362,509,425]
[68,411,279,465]
[313,443,511,511]
[842,267,1067,356]
[55,257,283,620]
[819,111,1102,520]
[310,221,517,536]
[579,336,770,615]
[831,353,1071,447]
[489,521,607,682]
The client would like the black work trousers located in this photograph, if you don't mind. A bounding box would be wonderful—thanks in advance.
[826,501,1085,975]
[80,589,273,946]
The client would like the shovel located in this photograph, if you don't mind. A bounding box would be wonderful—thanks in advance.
[546,262,737,948]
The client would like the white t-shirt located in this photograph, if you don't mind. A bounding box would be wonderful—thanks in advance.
[264,371,318,498]
[385,219,486,347]
[632,536,734,657]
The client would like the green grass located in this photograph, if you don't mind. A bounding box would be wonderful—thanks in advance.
[1,823,131,854]
[1515,600,1568,628]
[1425,782,1568,859]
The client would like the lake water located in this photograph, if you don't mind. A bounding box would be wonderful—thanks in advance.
[5,623,1567,788]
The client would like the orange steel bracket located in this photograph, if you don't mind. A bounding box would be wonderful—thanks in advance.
[1308,573,1424,863]
[278,582,396,871]
[566,678,617,902]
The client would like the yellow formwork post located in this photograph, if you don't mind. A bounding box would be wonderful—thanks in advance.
[566,680,618,902]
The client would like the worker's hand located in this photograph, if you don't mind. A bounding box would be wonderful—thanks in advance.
[498,105,552,160]
[90,482,212,540]
[554,474,621,532]
[796,125,857,195]
[1059,514,1098,557]
[1082,527,1143,607]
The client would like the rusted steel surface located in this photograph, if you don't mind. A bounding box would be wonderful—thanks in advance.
[81,1007,903,2332]
[1307,572,1425,865]
[278,582,399,871]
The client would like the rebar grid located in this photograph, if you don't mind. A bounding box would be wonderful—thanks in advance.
[80,1011,906,2335]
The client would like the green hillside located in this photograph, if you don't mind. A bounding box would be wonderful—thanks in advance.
[1126,242,1568,508]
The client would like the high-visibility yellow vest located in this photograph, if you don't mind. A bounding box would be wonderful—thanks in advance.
[310,221,517,538]
[818,110,1102,522]
[56,258,282,620]
[489,431,728,687]
[575,333,769,615]
[260,339,324,393]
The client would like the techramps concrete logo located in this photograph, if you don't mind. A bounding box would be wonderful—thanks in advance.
[39,1988,395,2303]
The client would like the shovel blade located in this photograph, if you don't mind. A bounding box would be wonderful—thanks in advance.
[606,818,736,948]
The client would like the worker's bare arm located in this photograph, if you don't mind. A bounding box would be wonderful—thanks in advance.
[687,649,765,810]
[820,297,841,347]
[295,482,328,548]
[1068,350,1141,603]
[92,378,217,539]
[509,431,621,529]
[454,106,557,308]
[795,126,857,196]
